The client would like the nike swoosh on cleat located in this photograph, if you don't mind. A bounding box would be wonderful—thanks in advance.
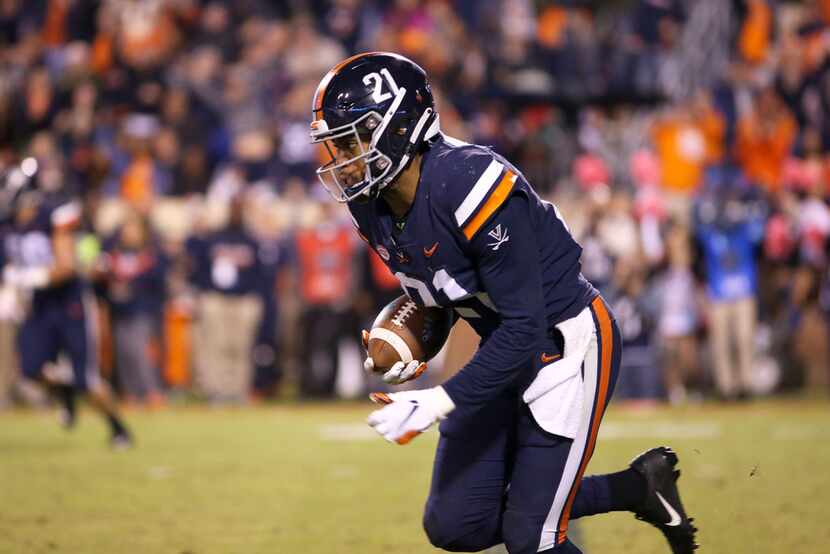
[656,491,682,527]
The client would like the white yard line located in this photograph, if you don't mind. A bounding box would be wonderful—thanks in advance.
[319,421,829,442]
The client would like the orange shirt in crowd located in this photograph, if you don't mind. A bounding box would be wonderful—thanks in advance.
[295,225,356,305]
[121,155,155,210]
[735,111,797,192]
[653,119,702,192]
[652,123,701,193]
[739,0,772,64]
[537,6,568,48]
[117,3,179,69]
[653,105,725,193]
[42,0,68,46]
[368,249,400,291]
[700,109,726,165]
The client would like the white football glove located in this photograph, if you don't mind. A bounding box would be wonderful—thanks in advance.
[361,329,428,384]
[367,387,455,445]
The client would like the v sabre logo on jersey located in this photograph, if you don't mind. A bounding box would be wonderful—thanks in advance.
[487,224,510,251]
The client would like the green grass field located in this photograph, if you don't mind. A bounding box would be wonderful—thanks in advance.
[1,398,829,553]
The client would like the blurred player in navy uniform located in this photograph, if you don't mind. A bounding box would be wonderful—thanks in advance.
[0,159,132,448]
[310,53,698,553]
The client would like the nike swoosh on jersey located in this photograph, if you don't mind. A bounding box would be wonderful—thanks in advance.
[423,242,439,257]
[540,353,561,364]
[655,491,682,526]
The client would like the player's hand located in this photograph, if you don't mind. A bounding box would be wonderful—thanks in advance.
[361,329,428,384]
[367,387,455,445]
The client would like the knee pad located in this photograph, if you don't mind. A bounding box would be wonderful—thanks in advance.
[501,510,540,554]
[423,499,500,552]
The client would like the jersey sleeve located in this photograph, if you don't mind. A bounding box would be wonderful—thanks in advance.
[441,191,547,413]
[433,145,521,243]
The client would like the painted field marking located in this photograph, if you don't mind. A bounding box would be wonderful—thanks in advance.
[319,421,830,442]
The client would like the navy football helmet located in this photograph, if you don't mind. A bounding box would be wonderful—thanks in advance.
[310,52,440,202]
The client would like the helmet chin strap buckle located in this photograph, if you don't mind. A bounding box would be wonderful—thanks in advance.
[376,158,389,169]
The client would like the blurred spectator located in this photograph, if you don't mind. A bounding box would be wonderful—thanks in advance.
[596,190,642,262]
[291,198,361,399]
[656,221,701,404]
[694,165,766,399]
[248,203,292,399]
[608,258,662,403]
[0,0,827,406]
[0,233,20,407]
[735,87,797,192]
[651,91,726,218]
[188,194,263,404]
[103,210,167,406]
[283,13,345,83]
[737,0,773,66]
[360,248,404,318]
[578,188,616,296]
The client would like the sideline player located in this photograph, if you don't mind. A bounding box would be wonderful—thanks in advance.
[1,160,132,448]
[310,53,698,553]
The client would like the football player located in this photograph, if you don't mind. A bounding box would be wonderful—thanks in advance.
[1,160,132,448]
[310,53,698,553]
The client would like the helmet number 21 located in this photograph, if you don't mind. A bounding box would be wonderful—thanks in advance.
[363,69,401,104]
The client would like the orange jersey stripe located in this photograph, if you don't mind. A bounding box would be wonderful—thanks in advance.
[313,51,381,118]
[462,171,516,240]
[556,296,614,544]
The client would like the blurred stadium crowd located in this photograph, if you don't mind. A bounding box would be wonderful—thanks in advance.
[1,0,830,410]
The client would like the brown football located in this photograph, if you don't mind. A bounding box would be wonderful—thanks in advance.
[367,295,454,372]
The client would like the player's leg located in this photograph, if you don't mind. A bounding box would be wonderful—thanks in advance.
[422,390,518,552]
[63,293,132,447]
[16,306,74,424]
[500,423,582,553]
[569,299,698,553]
[500,298,619,553]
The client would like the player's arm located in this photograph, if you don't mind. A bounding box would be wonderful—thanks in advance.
[441,191,546,414]
[46,201,82,286]
[49,223,77,285]
[3,202,80,289]
[368,192,546,443]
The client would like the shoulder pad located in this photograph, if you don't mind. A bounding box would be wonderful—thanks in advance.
[430,144,518,240]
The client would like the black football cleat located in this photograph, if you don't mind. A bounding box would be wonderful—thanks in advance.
[59,404,76,430]
[630,447,699,553]
[110,430,134,451]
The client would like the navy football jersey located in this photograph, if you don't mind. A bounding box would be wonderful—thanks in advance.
[349,134,597,410]
[3,200,83,306]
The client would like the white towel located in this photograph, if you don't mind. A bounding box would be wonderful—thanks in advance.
[523,306,596,439]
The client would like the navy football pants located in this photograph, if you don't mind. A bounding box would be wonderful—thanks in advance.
[18,293,99,392]
[424,297,621,553]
